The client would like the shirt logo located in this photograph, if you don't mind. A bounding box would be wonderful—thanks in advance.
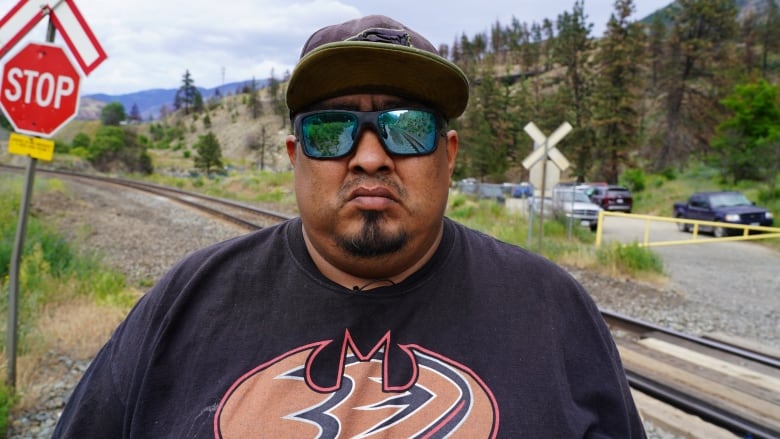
[215,330,499,437]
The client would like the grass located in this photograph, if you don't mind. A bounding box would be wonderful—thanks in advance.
[446,192,663,281]
[140,169,298,215]
[1,175,138,421]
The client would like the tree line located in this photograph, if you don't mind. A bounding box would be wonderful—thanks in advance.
[22,0,777,189]
[444,0,780,190]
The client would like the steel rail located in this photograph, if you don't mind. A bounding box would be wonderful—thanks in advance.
[604,309,780,438]
[90,175,294,222]
[602,309,780,368]
[0,164,294,226]
[107,180,265,231]
[626,371,779,439]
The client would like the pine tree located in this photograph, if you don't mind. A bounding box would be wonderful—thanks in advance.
[553,0,595,181]
[268,69,288,128]
[591,0,646,183]
[461,58,506,180]
[647,14,666,92]
[128,103,142,124]
[758,0,780,78]
[654,0,738,171]
[245,126,274,170]
[193,131,223,175]
[246,77,261,119]
[174,70,203,115]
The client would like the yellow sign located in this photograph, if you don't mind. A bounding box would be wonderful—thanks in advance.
[7,132,55,161]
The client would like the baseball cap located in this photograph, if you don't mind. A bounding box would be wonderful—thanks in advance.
[286,15,469,120]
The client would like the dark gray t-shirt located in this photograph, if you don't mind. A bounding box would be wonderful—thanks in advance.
[54,217,645,438]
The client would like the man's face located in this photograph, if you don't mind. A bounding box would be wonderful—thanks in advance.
[286,94,458,279]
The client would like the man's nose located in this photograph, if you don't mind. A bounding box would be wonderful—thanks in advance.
[348,129,394,174]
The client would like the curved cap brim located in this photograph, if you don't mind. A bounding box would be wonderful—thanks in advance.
[286,41,469,120]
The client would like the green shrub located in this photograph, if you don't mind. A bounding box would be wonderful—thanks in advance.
[0,381,14,435]
[446,200,477,220]
[660,167,677,181]
[620,169,646,192]
[596,242,663,276]
[449,194,467,210]
[1,179,133,346]
[69,146,89,159]
[757,187,780,203]
[0,187,75,281]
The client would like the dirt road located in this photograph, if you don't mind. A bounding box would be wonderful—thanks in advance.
[599,214,780,341]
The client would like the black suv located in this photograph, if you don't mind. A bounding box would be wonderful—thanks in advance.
[587,185,633,213]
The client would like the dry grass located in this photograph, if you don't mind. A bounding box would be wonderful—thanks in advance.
[2,295,137,411]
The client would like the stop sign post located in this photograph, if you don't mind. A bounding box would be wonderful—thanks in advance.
[2,1,105,391]
[1,37,83,394]
[0,41,81,138]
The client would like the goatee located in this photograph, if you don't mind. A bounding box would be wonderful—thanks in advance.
[336,211,408,257]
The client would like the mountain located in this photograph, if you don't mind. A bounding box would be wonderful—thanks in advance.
[78,79,268,121]
[642,0,772,25]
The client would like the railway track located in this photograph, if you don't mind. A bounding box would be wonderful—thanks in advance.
[0,164,293,230]
[606,310,780,438]
[3,164,779,437]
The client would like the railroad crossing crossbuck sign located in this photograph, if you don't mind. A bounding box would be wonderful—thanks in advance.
[0,42,81,137]
[0,0,107,74]
[522,122,572,193]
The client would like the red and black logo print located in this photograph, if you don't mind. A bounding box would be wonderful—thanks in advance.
[215,330,499,438]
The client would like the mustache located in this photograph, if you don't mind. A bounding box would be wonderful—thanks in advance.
[338,175,406,201]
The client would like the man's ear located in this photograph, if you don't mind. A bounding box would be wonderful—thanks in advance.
[446,130,458,175]
[285,135,297,166]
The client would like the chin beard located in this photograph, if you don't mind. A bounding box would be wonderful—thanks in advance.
[336,211,408,258]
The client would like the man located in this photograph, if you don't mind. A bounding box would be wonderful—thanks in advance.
[54,15,646,438]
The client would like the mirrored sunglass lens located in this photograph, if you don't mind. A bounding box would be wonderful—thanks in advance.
[301,113,357,157]
[378,109,438,155]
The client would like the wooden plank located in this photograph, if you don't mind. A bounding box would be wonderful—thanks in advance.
[631,389,740,439]
[639,338,780,394]
[618,346,780,431]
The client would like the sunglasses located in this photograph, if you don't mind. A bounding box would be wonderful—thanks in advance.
[294,108,446,159]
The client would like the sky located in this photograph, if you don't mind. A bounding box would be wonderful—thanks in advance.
[2,0,672,95]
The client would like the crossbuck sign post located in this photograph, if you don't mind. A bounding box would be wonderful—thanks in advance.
[522,122,572,249]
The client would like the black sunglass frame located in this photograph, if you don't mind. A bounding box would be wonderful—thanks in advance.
[293,108,447,160]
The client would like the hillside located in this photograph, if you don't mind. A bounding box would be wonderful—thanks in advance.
[77,80,267,122]
[58,87,291,174]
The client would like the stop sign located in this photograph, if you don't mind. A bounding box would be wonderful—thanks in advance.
[0,42,81,138]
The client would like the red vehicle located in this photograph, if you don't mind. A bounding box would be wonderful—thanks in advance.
[586,185,633,213]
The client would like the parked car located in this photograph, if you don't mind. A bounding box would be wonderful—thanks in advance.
[477,184,506,204]
[456,178,478,195]
[586,184,633,213]
[511,182,534,198]
[551,186,602,231]
[673,191,774,237]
